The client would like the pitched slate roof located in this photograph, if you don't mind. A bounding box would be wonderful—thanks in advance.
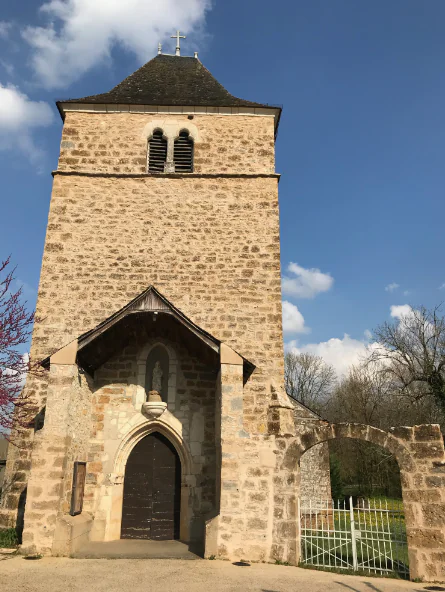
[59,54,277,109]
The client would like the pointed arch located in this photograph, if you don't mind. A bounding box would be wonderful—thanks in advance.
[114,417,192,478]
[113,417,193,542]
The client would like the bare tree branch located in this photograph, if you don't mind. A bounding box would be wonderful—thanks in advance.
[369,304,445,409]
[284,351,336,412]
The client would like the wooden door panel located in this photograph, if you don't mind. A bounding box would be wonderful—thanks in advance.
[121,432,180,540]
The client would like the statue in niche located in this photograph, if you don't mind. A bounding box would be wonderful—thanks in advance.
[152,360,163,394]
[145,346,169,403]
[143,358,167,416]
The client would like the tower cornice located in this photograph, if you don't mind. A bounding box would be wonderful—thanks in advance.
[51,170,281,181]
[56,102,282,138]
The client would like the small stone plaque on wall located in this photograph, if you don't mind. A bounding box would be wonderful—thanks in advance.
[70,461,87,516]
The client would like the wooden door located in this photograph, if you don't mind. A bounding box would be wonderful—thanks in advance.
[121,432,181,540]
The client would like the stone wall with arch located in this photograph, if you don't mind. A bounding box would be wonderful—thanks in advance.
[102,415,194,542]
[270,415,445,582]
[80,331,219,549]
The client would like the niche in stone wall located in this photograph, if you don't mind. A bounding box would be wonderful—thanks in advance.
[145,345,169,401]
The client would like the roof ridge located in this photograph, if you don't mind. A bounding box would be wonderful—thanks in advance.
[58,54,278,111]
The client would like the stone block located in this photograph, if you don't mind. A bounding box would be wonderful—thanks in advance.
[407,528,445,549]
[411,443,444,459]
[414,424,442,442]
[388,425,413,440]
[403,490,441,503]
[422,504,445,527]
[277,520,296,540]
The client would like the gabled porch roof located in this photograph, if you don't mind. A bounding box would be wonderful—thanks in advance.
[42,286,255,379]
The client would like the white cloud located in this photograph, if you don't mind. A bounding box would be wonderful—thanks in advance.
[4,352,30,390]
[23,0,211,89]
[363,329,372,340]
[282,301,310,334]
[0,84,54,167]
[385,282,399,293]
[287,334,374,377]
[390,304,413,320]
[286,305,423,377]
[282,262,334,299]
[0,22,11,40]
[439,283,445,290]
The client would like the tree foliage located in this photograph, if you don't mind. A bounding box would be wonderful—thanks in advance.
[329,453,344,501]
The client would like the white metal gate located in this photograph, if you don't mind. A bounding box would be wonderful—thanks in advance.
[299,497,409,579]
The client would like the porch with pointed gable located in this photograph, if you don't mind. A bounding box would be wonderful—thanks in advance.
[22,286,253,557]
[43,285,254,382]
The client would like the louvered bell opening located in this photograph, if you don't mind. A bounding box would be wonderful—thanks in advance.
[174,132,194,173]
[148,131,167,173]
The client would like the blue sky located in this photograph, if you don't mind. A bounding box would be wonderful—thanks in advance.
[1,0,444,374]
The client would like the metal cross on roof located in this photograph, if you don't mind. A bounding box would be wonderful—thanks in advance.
[171,30,186,56]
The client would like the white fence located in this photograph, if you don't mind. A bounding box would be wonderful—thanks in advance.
[299,497,409,579]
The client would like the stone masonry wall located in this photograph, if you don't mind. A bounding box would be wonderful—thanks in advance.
[206,359,279,563]
[20,364,93,555]
[291,399,332,505]
[58,113,276,175]
[272,421,445,582]
[83,336,217,543]
[3,111,285,553]
[299,443,331,504]
[32,173,283,433]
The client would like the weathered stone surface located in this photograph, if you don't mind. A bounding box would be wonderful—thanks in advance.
[413,424,442,442]
[422,504,445,528]
[389,426,413,440]
[411,442,444,459]
[408,528,445,549]
[299,443,331,505]
[58,113,276,176]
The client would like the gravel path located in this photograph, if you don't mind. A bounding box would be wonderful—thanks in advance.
[0,556,436,592]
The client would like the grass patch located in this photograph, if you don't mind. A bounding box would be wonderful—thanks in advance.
[0,528,18,549]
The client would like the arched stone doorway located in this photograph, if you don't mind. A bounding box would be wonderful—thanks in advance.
[121,432,181,540]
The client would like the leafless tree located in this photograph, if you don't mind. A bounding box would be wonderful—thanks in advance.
[0,258,35,438]
[325,358,444,498]
[284,351,336,412]
[370,305,445,410]
[325,361,393,427]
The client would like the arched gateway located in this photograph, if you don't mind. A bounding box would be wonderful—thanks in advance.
[268,413,445,582]
[121,432,181,541]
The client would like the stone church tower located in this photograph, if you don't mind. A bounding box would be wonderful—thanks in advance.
[2,49,327,562]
